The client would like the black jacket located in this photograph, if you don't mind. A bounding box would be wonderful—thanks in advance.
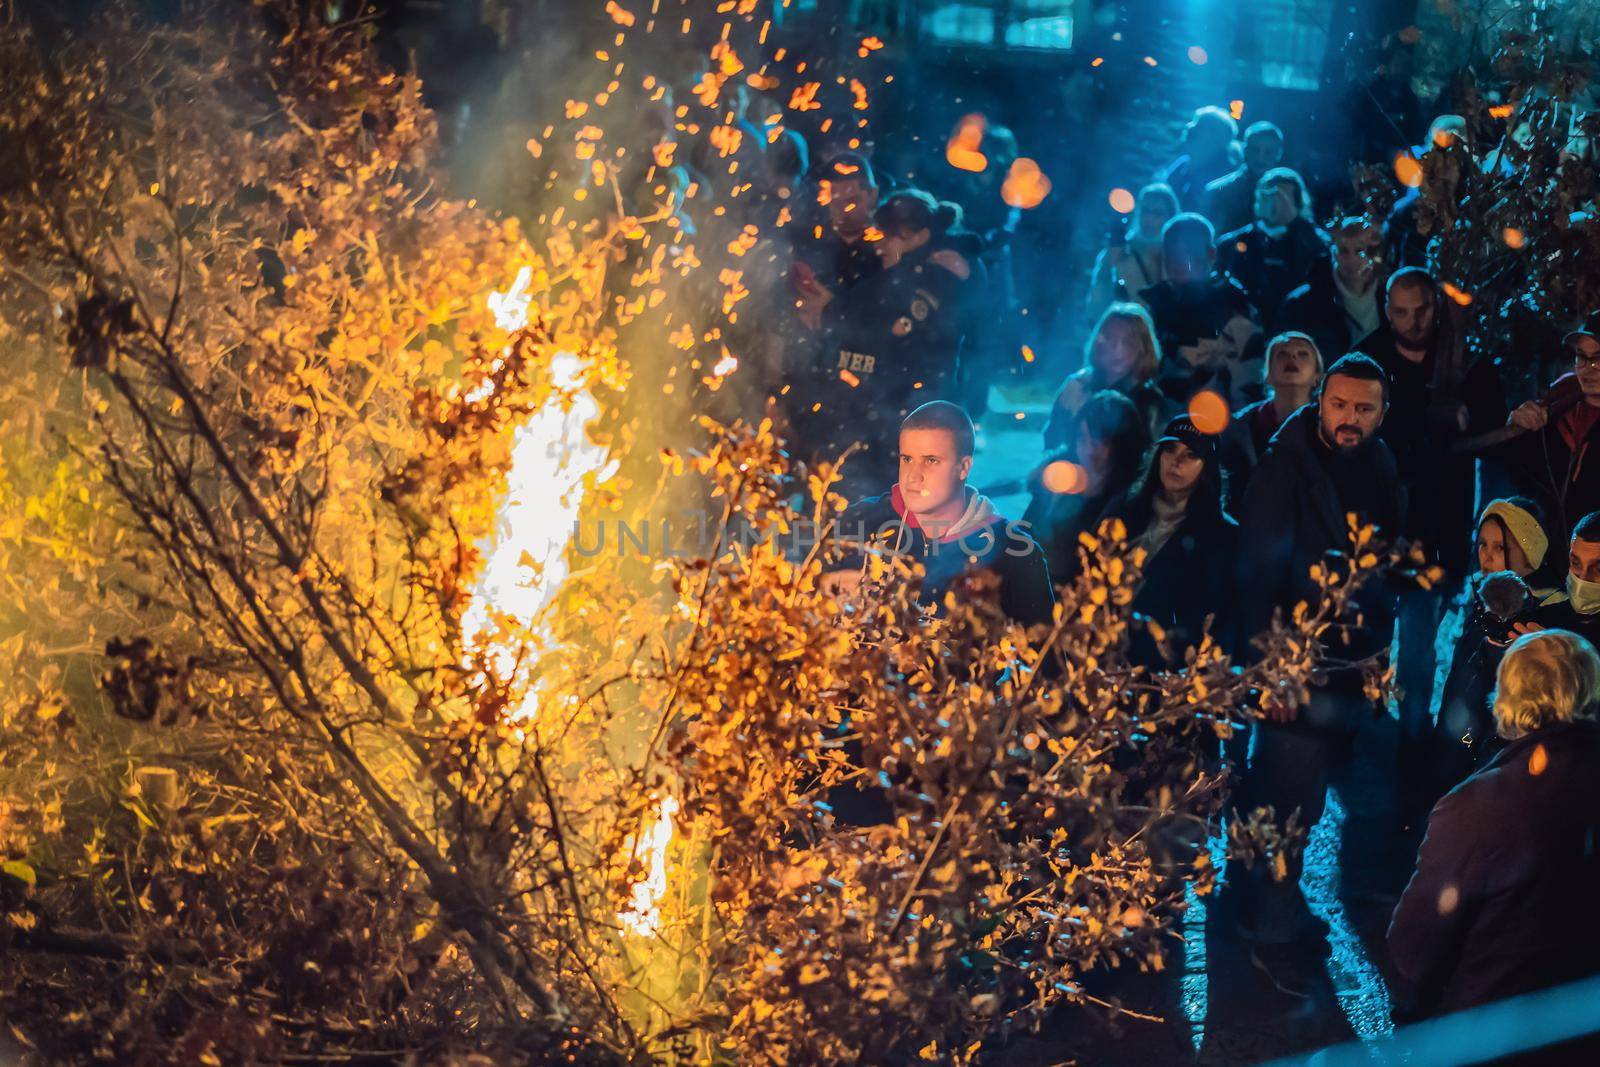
[1362,320,1506,580]
[1201,166,1263,237]
[793,242,982,478]
[1140,273,1265,408]
[835,486,1055,628]
[1233,404,1406,673]
[1388,723,1600,1021]
[1508,385,1600,544]
[1273,255,1384,365]
[1216,218,1330,329]
[1104,492,1239,657]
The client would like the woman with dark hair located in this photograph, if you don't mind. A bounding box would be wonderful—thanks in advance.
[1024,391,1151,583]
[790,189,985,494]
[1105,415,1238,659]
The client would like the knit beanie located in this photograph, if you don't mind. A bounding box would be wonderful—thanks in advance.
[1480,499,1549,572]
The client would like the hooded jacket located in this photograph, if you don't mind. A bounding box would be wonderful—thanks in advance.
[1234,403,1406,676]
[834,485,1055,627]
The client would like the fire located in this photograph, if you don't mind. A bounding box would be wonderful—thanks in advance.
[463,269,619,713]
[619,795,679,937]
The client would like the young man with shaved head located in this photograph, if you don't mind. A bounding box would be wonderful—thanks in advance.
[823,401,1054,628]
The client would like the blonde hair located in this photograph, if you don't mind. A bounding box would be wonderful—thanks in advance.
[1086,302,1161,387]
[1492,629,1600,739]
[1262,331,1325,385]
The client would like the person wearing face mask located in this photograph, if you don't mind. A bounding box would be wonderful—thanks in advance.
[1103,415,1238,662]
[1202,122,1285,236]
[1024,391,1152,585]
[1275,216,1389,362]
[1428,498,1559,805]
[824,402,1054,628]
[788,189,984,498]
[1087,182,1178,318]
[1232,355,1404,993]
[1044,302,1177,449]
[1220,332,1324,497]
[1527,513,1600,649]
[1216,168,1330,328]
[1140,213,1265,409]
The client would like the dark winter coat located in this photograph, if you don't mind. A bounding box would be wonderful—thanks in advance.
[1361,319,1507,580]
[1388,723,1600,1022]
[1508,384,1600,544]
[1217,218,1331,328]
[1103,492,1239,656]
[1218,396,1295,500]
[1201,165,1264,237]
[1274,255,1385,365]
[1139,273,1265,409]
[1233,403,1405,674]
[834,485,1055,628]
[793,242,983,482]
[1042,370,1177,452]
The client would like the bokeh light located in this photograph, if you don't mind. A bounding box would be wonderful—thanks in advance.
[1042,460,1087,495]
[1108,187,1136,214]
[1187,390,1230,435]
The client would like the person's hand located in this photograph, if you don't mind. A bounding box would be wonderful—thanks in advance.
[1508,400,1549,432]
[1511,619,1545,636]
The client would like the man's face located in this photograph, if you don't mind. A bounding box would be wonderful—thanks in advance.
[1573,336,1600,399]
[1268,338,1319,391]
[1165,238,1215,285]
[898,428,971,515]
[1571,537,1600,583]
[1333,226,1384,291]
[1386,282,1438,349]
[1244,131,1284,174]
[1318,373,1386,452]
[1254,180,1298,228]
[823,178,878,240]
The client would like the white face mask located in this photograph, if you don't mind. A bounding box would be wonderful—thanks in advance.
[1569,572,1600,615]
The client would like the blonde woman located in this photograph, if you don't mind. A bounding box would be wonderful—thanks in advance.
[1387,629,1600,1031]
[1086,182,1177,316]
[1044,301,1176,449]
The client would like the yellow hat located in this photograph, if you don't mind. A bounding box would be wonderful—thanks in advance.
[1480,500,1549,572]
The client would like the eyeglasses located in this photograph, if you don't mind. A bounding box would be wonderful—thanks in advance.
[1575,351,1600,369]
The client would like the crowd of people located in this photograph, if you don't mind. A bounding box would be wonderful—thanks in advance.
[598,53,1600,1043]
[693,95,1600,1044]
